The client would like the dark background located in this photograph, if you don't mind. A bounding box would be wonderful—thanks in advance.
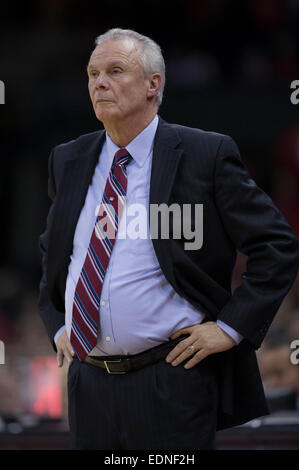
[0,0,299,447]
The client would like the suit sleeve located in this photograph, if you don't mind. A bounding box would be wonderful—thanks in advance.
[38,147,65,352]
[215,135,299,349]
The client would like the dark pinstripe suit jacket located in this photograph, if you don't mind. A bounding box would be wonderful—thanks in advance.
[38,116,299,430]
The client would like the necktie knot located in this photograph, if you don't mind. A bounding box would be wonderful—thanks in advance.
[113,148,132,168]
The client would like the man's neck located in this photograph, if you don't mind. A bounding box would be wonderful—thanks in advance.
[103,108,158,147]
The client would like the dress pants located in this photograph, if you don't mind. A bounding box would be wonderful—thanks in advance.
[67,353,219,450]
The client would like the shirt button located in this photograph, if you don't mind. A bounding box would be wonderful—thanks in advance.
[109,196,114,201]
[106,336,111,342]
[101,300,106,306]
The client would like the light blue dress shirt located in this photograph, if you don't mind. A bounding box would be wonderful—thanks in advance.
[56,115,243,354]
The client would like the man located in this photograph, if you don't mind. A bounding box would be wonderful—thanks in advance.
[38,28,299,450]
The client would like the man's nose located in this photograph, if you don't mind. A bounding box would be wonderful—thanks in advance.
[95,73,109,89]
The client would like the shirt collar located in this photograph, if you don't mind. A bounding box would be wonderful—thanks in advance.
[105,114,159,168]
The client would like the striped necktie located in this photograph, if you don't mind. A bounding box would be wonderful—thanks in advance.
[70,148,132,360]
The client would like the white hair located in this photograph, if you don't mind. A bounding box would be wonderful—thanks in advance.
[94,28,165,107]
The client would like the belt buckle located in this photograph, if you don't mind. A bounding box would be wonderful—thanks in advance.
[104,359,126,374]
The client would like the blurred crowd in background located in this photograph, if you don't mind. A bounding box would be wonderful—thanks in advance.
[0,0,299,427]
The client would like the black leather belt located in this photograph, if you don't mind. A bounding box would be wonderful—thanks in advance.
[84,334,189,374]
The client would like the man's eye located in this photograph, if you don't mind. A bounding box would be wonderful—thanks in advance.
[90,71,98,77]
[112,69,122,74]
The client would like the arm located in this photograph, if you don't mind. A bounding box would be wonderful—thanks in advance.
[166,135,298,369]
[215,135,299,348]
[216,320,243,344]
[38,148,68,354]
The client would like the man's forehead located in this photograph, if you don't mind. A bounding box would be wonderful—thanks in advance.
[88,38,140,64]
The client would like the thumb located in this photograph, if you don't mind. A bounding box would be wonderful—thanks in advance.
[171,327,191,340]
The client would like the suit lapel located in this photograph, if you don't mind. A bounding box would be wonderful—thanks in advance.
[48,130,106,286]
[149,117,184,290]
[150,117,183,206]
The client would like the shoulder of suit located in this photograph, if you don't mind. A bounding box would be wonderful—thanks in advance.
[166,121,239,156]
[169,121,234,145]
[48,130,104,180]
[53,129,104,153]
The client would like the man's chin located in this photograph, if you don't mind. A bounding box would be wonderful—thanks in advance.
[95,108,119,123]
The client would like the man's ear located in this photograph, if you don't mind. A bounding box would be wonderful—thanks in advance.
[147,73,162,100]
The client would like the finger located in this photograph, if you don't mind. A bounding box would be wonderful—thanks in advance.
[170,328,191,340]
[169,343,200,367]
[57,349,64,368]
[166,337,195,364]
[64,347,75,365]
[184,349,209,369]
[66,355,74,366]
[66,343,75,357]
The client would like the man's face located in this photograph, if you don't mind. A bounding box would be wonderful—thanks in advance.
[87,39,153,125]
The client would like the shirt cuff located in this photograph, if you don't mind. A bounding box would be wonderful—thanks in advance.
[216,320,244,345]
[54,325,66,345]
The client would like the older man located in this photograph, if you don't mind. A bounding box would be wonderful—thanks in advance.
[38,28,299,449]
